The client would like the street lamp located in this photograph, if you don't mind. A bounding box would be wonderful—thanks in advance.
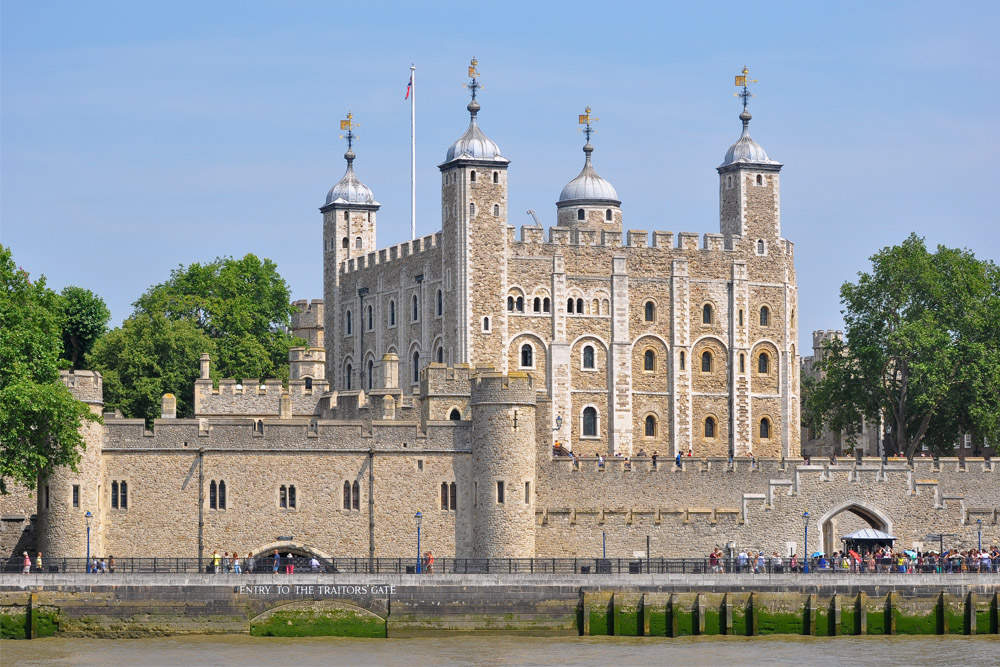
[802,511,810,574]
[555,415,563,431]
[977,518,982,552]
[415,511,422,574]
[85,511,93,573]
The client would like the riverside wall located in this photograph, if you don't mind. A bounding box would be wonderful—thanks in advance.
[1,574,997,639]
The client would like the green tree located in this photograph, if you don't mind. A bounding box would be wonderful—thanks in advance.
[807,234,1000,459]
[133,254,303,381]
[0,245,99,493]
[58,285,111,369]
[87,313,216,424]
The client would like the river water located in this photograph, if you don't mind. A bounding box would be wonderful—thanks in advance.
[2,635,998,666]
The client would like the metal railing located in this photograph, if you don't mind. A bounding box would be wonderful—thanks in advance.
[3,555,998,575]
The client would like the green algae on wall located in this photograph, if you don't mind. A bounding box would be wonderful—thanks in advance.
[1,610,27,639]
[250,608,385,638]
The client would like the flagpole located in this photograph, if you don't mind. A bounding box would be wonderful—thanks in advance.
[410,64,416,240]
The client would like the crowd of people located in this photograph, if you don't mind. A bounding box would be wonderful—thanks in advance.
[707,545,1000,574]
[210,550,323,574]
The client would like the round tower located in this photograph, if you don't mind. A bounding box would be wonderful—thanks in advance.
[38,370,106,559]
[556,106,622,232]
[469,371,537,558]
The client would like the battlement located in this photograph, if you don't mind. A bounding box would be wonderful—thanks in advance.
[341,232,442,276]
[193,377,326,417]
[812,329,843,348]
[421,363,473,396]
[290,299,323,327]
[288,347,325,364]
[470,371,536,405]
[509,225,792,256]
[59,369,103,404]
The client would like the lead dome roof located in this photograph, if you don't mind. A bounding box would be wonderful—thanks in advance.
[325,149,378,206]
[719,110,780,168]
[443,100,508,164]
[558,142,620,205]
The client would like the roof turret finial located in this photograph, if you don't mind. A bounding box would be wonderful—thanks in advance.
[339,111,361,163]
[734,65,758,126]
[578,105,599,159]
[463,57,482,117]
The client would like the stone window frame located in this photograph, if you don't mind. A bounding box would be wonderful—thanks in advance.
[519,342,536,370]
[72,484,80,508]
[493,204,500,217]
[679,350,686,371]
[701,301,715,326]
[415,459,424,472]
[411,294,420,323]
[739,353,746,374]
[726,174,734,189]
[643,413,658,438]
[342,236,349,249]
[470,170,477,183]
[345,309,353,336]
[758,304,771,327]
[759,416,772,441]
[703,415,719,440]
[411,349,421,384]
[755,174,764,186]
[581,344,596,371]
[435,346,444,364]
[577,208,585,221]
[580,404,600,439]
[756,239,767,256]
[643,348,657,373]
[366,357,375,390]
[492,171,499,184]
[700,349,715,374]
[344,359,354,391]
[643,299,657,323]
[278,483,299,511]
[209,479,228,511]
[435,289,444,318]
[756,350,771,376]
[482,316,491,333]
[440,481,458,511]
[110,478,129,511]
[496,479,505,504]
[355,236,363,250]
[388,300,397,328]
[366,304,374,331]
[524,480,532,505]
[469,202,476,217]
[605,208,612,221]
[448,407,462,421]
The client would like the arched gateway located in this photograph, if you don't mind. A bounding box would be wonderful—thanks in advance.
[816,500,894,556]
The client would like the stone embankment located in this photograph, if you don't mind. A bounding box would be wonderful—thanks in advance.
[0,573,997,639]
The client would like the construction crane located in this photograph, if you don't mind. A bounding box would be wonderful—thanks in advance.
[526,209,542,226]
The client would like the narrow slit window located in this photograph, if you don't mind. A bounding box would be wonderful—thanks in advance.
[520,344,533,368]
[72,485,80,508]
[441,482,449,510]
[496,480,505,504]
[343,481,351,510]
[288,485,296,509]
[533,297,540,312]
[644,301,655,322]
[218,480,225,509]
[760,306,770,327]
[577,208,584,221]
[493,171,498,183]
[436,289,443,316]
[705,416,716,438]
[352,481,360,510]
[120,481,127,509]
[111,481,119,509]
[210,480,217,510]
[702,303,713,324]
[279,485,287,508]
[524,481,531,504]
[680,351,685,370]
[450,482,457,510]
[760,418,771,439]
[701,351,713,372]
[645,415,657,437]
[543,298,550,312]
[583,345,595,369]
[644,349,655,371]
[605,209,612,221]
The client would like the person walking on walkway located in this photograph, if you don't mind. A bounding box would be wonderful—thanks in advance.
[35,552,42,572]
[272,550,280,574]
[246,552,255,574]
[22,551,30,574]
[286,553,295,574]
[233,553,241,575]
[213,550,221,574]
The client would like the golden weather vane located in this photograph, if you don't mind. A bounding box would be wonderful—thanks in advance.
[578,105,598,142]
[734,65,758,112]
[463,57,482,100]
[339,111,360,150]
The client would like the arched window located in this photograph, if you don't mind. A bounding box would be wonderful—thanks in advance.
[520,344,533,368]
[345,364,352,390]
[583,345,595,369]
[701,350,713,373]
[412,351,420,382]
[470,202,476,216]
[543,297,550,312]
[449,409,461,421]
[412,294,419,321]
[758,352,770,374]
[727,175,733,188]
[352,481,360,510]
[592,298,599,314]
[257,419,263,434]
[305,377,313,391]
[209,480,217,510]
[605,208,612,221]
[567,298,574,313]
[582,407,598,436]
[493,204,499,217]
[644,349,655,371]
[346,310,352,335]
[389,300,396,326]
[533,297,540,312]
[644,301,655,322]
[493,171,498,184]
[757,239,765,255]
[756,174,763,185]
[436,346,443,363]
[760,418,771,439]
[366,305,373,330]
[702,303,713,324]
[576,298,584,314]
[508,296,515,311]
[441,482,449,510]
[516,296,524,312]
[355,237,362,249]
[759,306,770,327]
[436,289,443,316]
[470,170,477,182]
[739,353,745,373]
[217,480,225,509]
[342,237,348,249]
[705,416,716,438]
[482,316,490,331]
[577,208,585,221]
[343,481,351,510]
[645,415,657,437]
[367,359,374,389]
[739,309,744,326]
[344,211,349,221]
[450,482,457,510]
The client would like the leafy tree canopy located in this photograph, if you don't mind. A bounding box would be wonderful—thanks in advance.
[133,254,303,381]
[58,285,110,369]
[0,245,99,493]
[88,313,216,424]
[806,234,1000,459]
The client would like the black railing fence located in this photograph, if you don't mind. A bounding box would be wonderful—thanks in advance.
[3,555,998,575]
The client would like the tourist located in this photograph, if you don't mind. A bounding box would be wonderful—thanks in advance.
[272,551,280,574]
[624,457,631,470]
[108,555,115,574]
[651,452,658,469]
[424,550,434,574]
[637,449,647,457]
[35,552,42,572]
[597,453,605,468]
[738,548,749,573]
[286,552,295,574]
[708,549,718,573]
[223,551,231,574]
[789,553,798,572]
[22,551,30,574]
[98,557,107,573]
[246,552,255,574]
[675,453,682,468]
[91,557,98,574]
[213,550,221,574]
[310,556,320,572]
[755,551,765,574]
[233,553,241,575]
[771,552,783,574]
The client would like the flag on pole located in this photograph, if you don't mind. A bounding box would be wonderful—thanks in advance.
[405,72,412,99]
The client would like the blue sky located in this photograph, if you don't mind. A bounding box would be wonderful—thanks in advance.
[2,1,996,352]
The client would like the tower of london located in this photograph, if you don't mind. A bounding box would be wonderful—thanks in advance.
[4,63,995,564]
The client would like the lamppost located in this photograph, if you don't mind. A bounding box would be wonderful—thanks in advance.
[414,511,422,574]
[554,415,562,431]
[802,510,810,574]
[977,518,982,552]
[85,511,93,573]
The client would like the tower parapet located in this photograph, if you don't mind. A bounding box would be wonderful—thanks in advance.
[291,299,324,348]
[470,372,537,558]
